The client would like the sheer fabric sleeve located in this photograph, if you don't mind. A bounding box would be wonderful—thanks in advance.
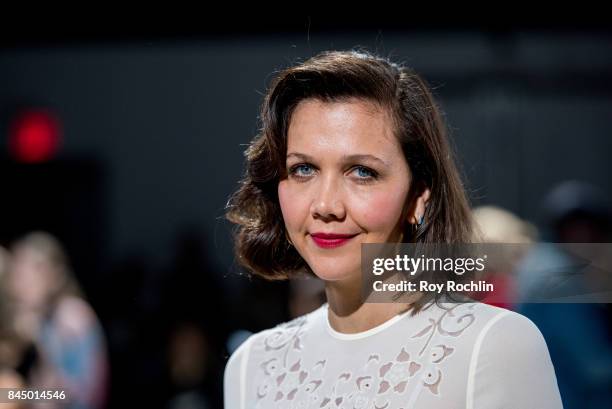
[224,334,255,409]
[468,311,563,409]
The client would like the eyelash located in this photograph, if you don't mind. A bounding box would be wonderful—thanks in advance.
[288,163,379,184]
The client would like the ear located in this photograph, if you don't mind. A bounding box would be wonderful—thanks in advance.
[409,187,431,225]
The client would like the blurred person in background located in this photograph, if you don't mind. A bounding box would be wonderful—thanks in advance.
[472,205,538,309]
[516,180,612,409]
[166,321,213,409]
[4,232,109,409]
[0,245,27,409]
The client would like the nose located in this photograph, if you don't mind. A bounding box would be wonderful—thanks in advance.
[310,173,346,221]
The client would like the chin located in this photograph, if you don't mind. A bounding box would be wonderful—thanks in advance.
[308,261,361,282]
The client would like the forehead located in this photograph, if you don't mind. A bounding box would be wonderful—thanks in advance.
[286,98,400,157]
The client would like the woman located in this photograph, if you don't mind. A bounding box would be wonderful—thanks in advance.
[4,232,108,409]
[224,50,562,408]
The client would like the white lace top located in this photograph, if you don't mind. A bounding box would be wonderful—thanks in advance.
[224,300,563,409]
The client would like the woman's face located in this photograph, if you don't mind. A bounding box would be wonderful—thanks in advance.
[278,98,412,282]
[7,247,59,308]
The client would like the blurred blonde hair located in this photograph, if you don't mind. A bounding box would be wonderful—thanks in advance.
[0,245,12,324]
[472,206,538,244]
[0,245,8,281]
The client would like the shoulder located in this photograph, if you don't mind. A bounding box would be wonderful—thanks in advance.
[224,304,325,374]
[470,303,547,354]
[52,296,100,336]
[224,305,326,408]
[426,299,542,344]
[466,303,562,408]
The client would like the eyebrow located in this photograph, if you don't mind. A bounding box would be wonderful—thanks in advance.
[286,152,390,167]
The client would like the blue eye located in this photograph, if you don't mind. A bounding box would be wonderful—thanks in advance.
[290,164,315,177]
[353,166,376,179]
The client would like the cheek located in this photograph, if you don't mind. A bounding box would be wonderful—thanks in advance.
[351,185,408,231]
[278,180,308,231]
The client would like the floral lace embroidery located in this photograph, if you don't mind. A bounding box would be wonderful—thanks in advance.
[252,303,477,408]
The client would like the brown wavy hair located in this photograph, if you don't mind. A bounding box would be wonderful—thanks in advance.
[225,49,473,308]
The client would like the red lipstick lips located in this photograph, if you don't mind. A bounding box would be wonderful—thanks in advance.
[310,232,358,249]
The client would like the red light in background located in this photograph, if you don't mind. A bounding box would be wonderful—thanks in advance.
[8,109,62,163]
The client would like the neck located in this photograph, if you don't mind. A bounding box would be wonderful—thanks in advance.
[324,274,413,334]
